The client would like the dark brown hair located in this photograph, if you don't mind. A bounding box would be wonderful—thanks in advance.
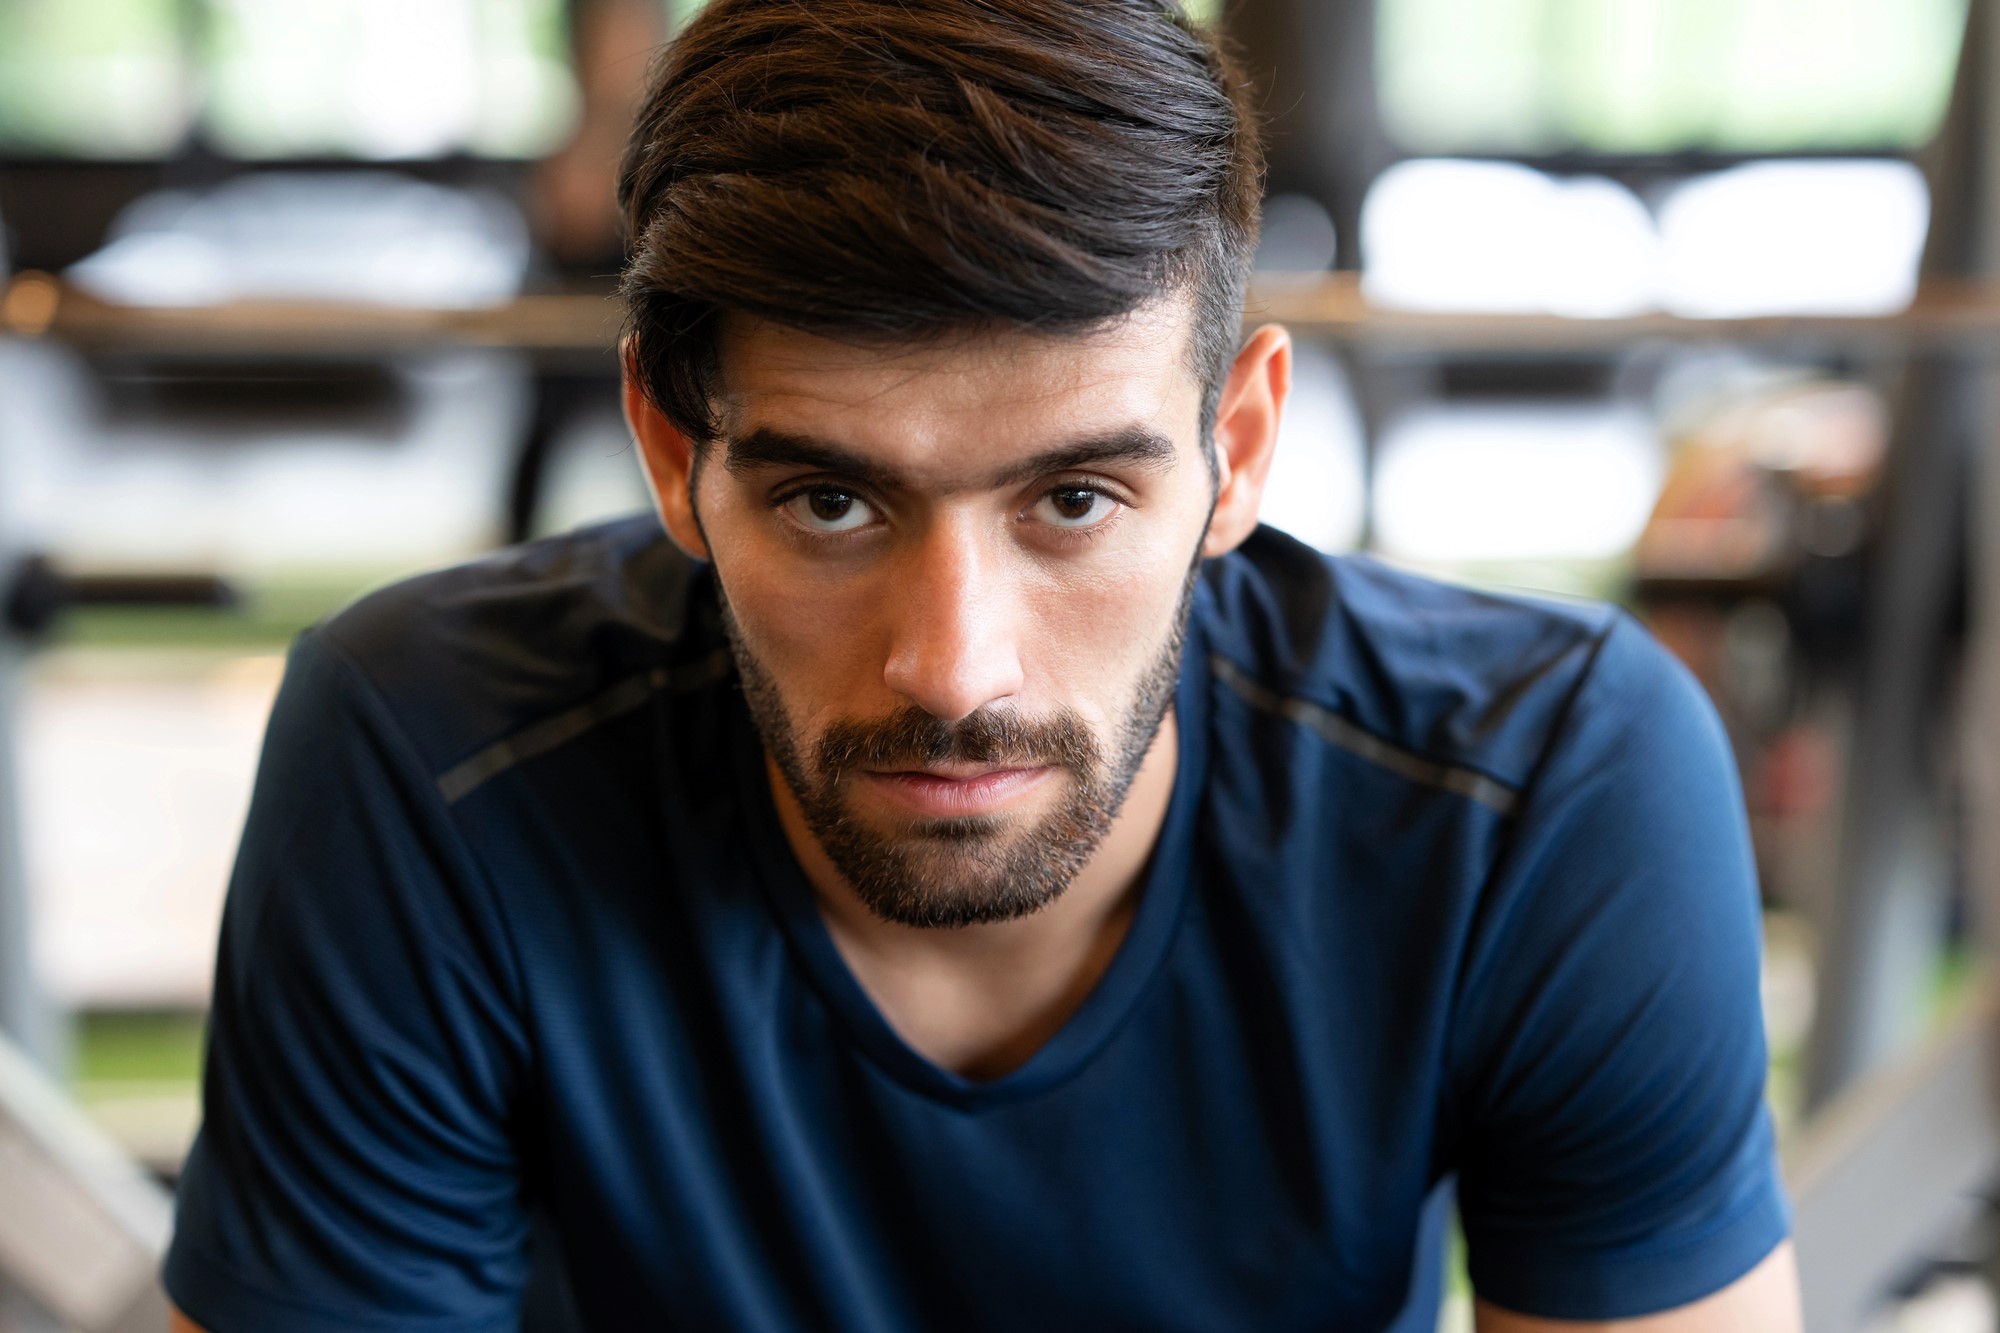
[616,0,1263,448]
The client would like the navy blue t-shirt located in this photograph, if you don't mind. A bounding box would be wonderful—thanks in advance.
[164,516,1788,1331]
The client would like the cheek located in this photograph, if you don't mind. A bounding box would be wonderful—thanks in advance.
[708,513,890,727]
[704,474,1204,733]
[1020,528,1194,716]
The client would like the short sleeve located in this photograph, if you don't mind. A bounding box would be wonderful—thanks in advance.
[164,629,532,1332]
[1449,613,1790,1321]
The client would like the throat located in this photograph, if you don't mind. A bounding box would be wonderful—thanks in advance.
[787,710,1181,1081]
[826,885,1144,1080]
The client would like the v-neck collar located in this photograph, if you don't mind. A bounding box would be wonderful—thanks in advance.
[732,597,1213,1110]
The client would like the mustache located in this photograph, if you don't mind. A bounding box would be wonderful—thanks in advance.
[815,705,1099,781]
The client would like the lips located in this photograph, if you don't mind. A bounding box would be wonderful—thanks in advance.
[855,764,1055,818]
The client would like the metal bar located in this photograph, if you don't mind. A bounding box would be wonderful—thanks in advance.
[1801,0,1987,1111]
[28,273,2000,359]
[0,1034,171,1331]
[1787,987,2000,1332]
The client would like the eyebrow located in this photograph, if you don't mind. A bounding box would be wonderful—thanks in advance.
[720,425,1179,492]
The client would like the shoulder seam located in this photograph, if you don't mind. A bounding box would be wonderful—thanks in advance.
[1437,608,1626,1105]
[1209,653,1521,816]
[302,625,535,1047]
[437,648,732,804]
[1510,609,1629,810]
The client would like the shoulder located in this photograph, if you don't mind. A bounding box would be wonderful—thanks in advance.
[309,513,719,779]
[1197,525,1653,795]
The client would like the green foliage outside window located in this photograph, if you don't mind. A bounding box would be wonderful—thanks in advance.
[0,0,190,156]
[1379,0,1967,154]
[0,0,579,159]
[202,0,577,159]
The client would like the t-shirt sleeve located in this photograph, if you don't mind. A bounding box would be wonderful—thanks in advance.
[1449,612,1790,1321]
[163,628,533,1333]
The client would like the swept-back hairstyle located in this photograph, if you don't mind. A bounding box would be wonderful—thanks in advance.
[617,0,1263,447]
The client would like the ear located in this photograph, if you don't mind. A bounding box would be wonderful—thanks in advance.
[1201,323,1292,558]
[622,339,712,561]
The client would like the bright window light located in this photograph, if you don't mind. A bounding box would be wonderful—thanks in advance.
[1179,0,1223,26]
[1256,345,1367,554]
[0,0,192,156]
[1373,405,1664,563]
[1362,159,1661,316]
[3,341,519,571]
[1659,160,1931,317]
[203,0,577,160]
[68,173,530,308]
[1379,0,1966,154]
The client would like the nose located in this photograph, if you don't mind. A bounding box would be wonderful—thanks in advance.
[880,521,1025,723]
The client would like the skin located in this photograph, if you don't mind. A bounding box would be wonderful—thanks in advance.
[170,298,1800,1333]
[640,301,1282,1078]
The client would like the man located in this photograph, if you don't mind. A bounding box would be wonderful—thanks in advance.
[165,1,1800,1328]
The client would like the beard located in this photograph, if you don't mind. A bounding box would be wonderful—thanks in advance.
[723,564,1200,929]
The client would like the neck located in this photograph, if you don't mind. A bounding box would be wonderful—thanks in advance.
[767,708,1180,1080]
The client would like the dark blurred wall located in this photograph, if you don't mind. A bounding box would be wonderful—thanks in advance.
[1224,0,1393,270]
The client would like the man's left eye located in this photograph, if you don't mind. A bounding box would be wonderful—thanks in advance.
[1032,487,1119,529]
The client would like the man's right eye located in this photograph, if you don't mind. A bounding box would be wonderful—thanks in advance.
[780,487,878,534]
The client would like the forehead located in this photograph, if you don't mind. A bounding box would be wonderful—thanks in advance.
[713,302,1202,480]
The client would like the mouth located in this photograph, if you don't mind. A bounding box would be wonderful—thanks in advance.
[854,763,1056,819]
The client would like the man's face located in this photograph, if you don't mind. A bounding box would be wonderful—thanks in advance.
[692,303,1217,928]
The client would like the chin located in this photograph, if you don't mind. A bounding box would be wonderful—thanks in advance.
[855,875,1071,930]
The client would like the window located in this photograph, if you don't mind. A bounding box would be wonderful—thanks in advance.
[1378,0,1967,155]
[0,0,579,160]
[0,0,190,156]
[205,0,577,159]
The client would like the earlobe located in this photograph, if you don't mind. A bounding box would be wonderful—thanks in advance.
[1201,324,1292,558]
[622,345,712,561]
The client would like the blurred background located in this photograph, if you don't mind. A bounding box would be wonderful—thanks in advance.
[0,0,1996,1329]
